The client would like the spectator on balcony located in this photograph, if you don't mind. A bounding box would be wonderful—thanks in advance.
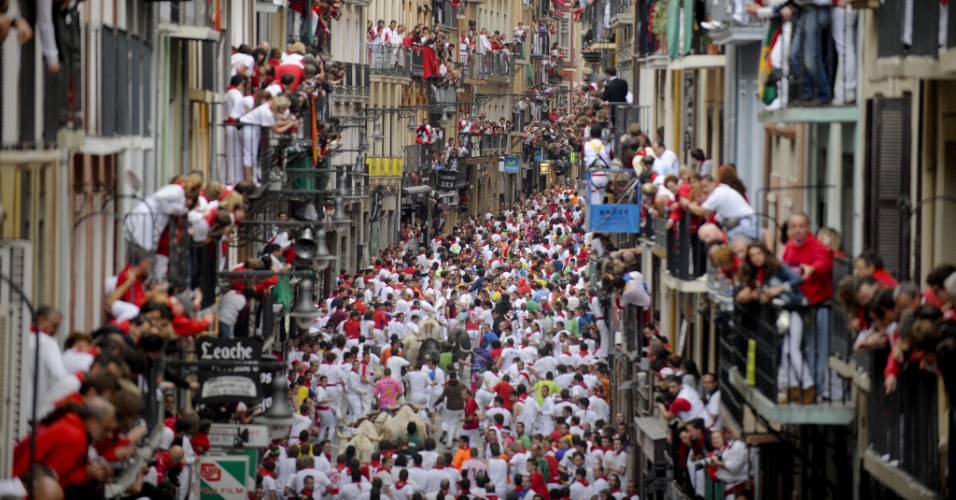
[681,175,758,241]
[231,44,255,79]
[651,142,679,178]
[600,67,628,106]
[239,95,302,184]
[477,28,493,68]
[737,242,816,404]
[690,148,712,177]
[657,375,713,427]
[701,373,721,430]
[853,250,898,288]
[782,213,833,399]
[786,0,833,105]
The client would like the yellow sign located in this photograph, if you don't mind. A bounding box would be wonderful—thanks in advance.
[368,157,402,177]
[539,162,550,174]
[746,339,756,386]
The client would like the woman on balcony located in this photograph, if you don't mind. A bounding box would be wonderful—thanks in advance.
[736,242,816,404]
[238,95,301,185]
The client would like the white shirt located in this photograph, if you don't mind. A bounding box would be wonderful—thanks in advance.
[652,149,679,177]
[22,332,69,434]
[583,139,611,169]
[239,103,278,127]
[700,183,755,223]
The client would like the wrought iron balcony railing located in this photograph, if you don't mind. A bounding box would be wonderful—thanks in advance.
[332,63,370,97]
[404,143,435,172]
[368,44,412,78]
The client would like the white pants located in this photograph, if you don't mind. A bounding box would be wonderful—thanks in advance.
[111,300,140,322]
[777,311,815,390]
[361,385,374,414]
[316,408,335,440]
[241,125,261,170]
[476,388,495,409]
[831,6,857,103]
[346,394,364,420]
[595,319,610,357]
[442,409,464,442]
[325,386,341,419]
[224,125,243,184]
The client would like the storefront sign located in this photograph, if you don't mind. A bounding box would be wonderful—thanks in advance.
[199,455,252,500]
[437,171,460,191]
[196,338,263,406]
[207,424,271,449]
[502,156,520,173]
[533,147,543,162]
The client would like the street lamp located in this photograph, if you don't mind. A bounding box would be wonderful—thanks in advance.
[313,229,336,271]
[358,129,370,152]
[254,376,299,440]
[287,277,320,329]
[439,110,451,128]
[406,114,417,130]
[373,121,385,142]
[292,227,317,260]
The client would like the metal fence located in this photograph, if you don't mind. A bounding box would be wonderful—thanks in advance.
[404,144,435,172]
[368,45,411,78]
[828,255,853,361]
[867,346,940,492]
[433,1,459,29]
[476,134,510,156]
[531,32,551,60]
[610,0,633,20]
[478,52,514,79]
[333,63,370,97]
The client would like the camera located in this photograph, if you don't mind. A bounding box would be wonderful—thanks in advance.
[693,454,722,470]
[654,395,666,405]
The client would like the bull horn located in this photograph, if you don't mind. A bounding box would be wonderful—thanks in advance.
[369,435,383,442]
[460,346,474,354]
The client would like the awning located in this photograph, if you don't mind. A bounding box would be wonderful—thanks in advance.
[401,185,431,204]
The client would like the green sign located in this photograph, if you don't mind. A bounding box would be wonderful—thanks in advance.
[199,455,251,500]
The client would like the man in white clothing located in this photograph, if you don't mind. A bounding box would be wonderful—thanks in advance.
[681,175,758,241]
[651,141,679,177]
[21,305,69,436]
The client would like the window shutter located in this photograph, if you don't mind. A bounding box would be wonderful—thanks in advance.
[864,96,912,280]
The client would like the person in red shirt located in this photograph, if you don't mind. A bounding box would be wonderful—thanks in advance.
[13,398,115,489]
[853,249,899,288]
[493,375,516,411]
[782,213,833,396]
[343,311,362,342]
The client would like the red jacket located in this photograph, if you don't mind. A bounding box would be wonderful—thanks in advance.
[13,413,89,487]
[782,234,833,305]
[173,313,210,336]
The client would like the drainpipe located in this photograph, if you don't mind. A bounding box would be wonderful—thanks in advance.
[182,40,191,174]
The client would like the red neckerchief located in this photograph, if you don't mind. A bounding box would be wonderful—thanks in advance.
[395,480,408,489]
[226,85,239,92]
[577,478,590,487]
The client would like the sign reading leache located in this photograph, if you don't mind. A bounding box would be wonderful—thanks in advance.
[196,338,264,406]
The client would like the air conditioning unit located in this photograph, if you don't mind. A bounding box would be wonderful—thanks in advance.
[0,240,33,473]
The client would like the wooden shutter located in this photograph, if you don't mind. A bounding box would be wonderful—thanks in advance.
[864,95,912,280]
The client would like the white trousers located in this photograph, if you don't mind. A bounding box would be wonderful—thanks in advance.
[241,125,261,169]
[316,408,335,440]
[831,6,857,103]
[346,394,364,420]
[442,409,464,442]
[777,311,815,390]
[224,125,243,184]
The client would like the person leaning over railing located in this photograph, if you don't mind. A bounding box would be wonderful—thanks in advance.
[736,242,816,404]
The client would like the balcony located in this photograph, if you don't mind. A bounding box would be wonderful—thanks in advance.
[651,215,706,291]
[719,302,855,425]
[531,32,551,60]
[404,144,435,172]
[368,45,412,79]
[754,16,859,123]
[479,52,515,80]
[611,104,651,148]
[331,63,370,99]
[431,85,459,105]
[473,134,510,156]
[701,0,764,46]
[609,0,633,28]
[432,1,460,31]
[861,347,943,498]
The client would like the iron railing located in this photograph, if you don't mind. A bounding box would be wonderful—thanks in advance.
[828,255,854,362]
[368,44,411,78]
[333,63,370,97]
[431,85,459,105]
[475,134,510,156]
[478,52,515,79]
[652,216,668,254]
[877,0,941,58]
[664,212,706,281]
[867,346,941,492]
[433,1,460,30]
[411,48,426,78]
[610,0,633,21]
[405,144,435,172]
[718,333,747,427]
[531,32,551,59]
[636,0,660,56]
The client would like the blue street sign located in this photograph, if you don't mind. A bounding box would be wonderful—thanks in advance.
[503,156,520,173]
